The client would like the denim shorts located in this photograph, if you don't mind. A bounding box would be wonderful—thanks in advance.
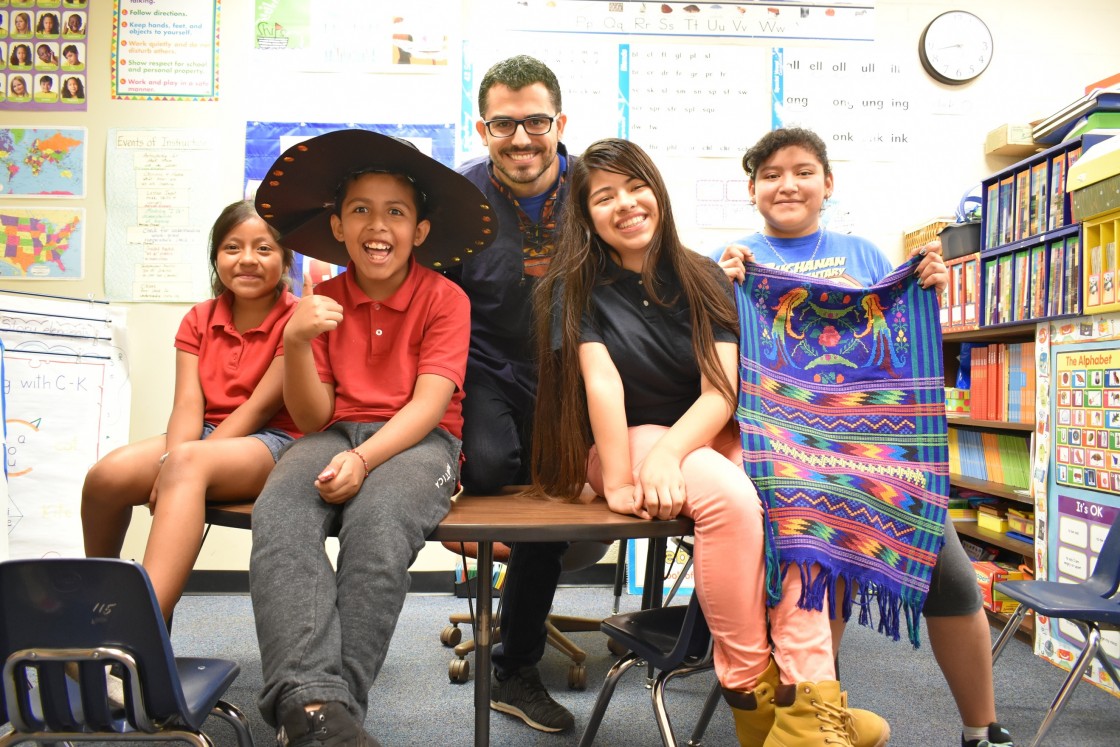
[200,422,296,463]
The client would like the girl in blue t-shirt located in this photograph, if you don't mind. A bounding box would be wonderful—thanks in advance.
[715,128,1013,747]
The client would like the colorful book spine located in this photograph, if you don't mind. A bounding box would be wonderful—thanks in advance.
[950,261,963,327]
[1067,233,1082,314]
[1048,152,1067,230]
[998,176,1015,246]
[1014,250,1030,321]
[1047,240,1065,316]
[1014,170,1030,242]
[985,181,1000,249]
[963,255,979,326]
[1030,161,1048,238]
[998,254,1014,324]
[1030,244,1046,319]
[984,259,1000,324]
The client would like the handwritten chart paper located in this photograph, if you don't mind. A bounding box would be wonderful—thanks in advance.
[112,0,219,100]
[1,294,130,559]
[105,129,220,302]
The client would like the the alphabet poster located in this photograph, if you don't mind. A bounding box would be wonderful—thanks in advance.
[1053,347,1120,495]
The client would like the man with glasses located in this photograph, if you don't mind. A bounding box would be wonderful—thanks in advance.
[447,55,577,734]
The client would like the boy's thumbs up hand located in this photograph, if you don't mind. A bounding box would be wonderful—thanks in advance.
[286,294,344,345]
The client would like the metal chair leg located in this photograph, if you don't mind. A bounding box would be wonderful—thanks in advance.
[686,678,723,746]
[651,671,679,747]
[1029,625,1101,747]
[211,699,255,747]
[612,539,628,614]
[990,604,1029,664]
[652,662,713,747]
[578,653,643,747]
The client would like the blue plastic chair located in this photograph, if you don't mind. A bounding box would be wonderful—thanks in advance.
[0,557,254,747]
[578,593,719,747]
[990,513,1120,747]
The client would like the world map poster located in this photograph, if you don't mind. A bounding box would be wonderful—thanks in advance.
[0,206,84,279]
[0,126,86,197]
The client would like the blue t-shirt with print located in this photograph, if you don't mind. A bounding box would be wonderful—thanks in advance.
[709,230,894,288]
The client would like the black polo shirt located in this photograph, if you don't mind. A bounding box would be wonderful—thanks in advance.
[577,258,737,428]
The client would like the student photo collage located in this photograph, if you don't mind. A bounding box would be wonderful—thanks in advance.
[0,1,85,109]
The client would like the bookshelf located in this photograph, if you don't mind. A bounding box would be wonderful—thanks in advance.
[941,319,1037,639]
[979,133,1114,328]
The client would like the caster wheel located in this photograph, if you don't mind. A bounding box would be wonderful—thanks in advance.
[567,663,587,690]
[607,638,629,657]
[449,658,470,683]
[440,625,462,647]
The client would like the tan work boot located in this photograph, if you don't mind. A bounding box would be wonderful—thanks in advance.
[841,692,890,747]
[721,658,780,745]
[763,680,853,747]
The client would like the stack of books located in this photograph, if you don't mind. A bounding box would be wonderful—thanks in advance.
[1033,84,1120,145]
[948,428,1031,489]
[966,342,1037,423]
[948,488,1003,522]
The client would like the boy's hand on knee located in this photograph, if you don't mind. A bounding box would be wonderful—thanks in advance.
[314,451,365,504]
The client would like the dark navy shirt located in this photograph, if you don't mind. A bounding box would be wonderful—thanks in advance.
[577,258,737,428]
[450,145,574,402]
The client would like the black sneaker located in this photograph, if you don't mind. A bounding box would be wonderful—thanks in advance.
[490,666,575,733]
[279,702,382,747]
[962,722,1014,747]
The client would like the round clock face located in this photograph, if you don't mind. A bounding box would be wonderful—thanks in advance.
[919,11,992,85]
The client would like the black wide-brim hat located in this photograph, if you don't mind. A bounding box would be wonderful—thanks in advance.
[254,129,496,269]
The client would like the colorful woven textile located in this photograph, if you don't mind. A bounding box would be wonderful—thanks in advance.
[735,260,948,646]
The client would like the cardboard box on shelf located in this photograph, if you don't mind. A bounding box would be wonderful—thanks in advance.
[973,561,1026,613]
[985,123,1039,157]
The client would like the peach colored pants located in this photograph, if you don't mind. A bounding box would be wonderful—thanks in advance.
[587,423,834,691]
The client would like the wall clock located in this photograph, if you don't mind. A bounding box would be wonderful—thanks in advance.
[918,11,993,85]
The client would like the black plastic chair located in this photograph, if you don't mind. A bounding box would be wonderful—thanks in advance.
[578,593,719,747]
[990,513,1120,747]
[0,557,254,747]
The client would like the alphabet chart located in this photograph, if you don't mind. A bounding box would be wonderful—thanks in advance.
[1053,348,1120,496]
[625,42,768,156]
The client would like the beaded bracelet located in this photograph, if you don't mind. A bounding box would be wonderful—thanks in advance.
[346,448,371,477]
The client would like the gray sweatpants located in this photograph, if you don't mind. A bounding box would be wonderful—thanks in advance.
[250,421,460,726]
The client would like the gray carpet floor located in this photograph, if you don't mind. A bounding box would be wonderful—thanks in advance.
[159,586,1119,747]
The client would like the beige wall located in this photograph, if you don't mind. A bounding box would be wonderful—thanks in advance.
[0,0,1117,572]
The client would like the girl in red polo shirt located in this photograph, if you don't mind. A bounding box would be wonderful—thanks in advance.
[81,199,300,622]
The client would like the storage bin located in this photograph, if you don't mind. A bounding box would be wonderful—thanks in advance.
[939,222,982,260]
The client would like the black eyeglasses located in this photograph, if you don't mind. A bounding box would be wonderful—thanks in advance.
[482,115,558,138]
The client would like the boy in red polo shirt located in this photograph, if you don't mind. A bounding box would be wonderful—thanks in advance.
[250,130,497,747]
